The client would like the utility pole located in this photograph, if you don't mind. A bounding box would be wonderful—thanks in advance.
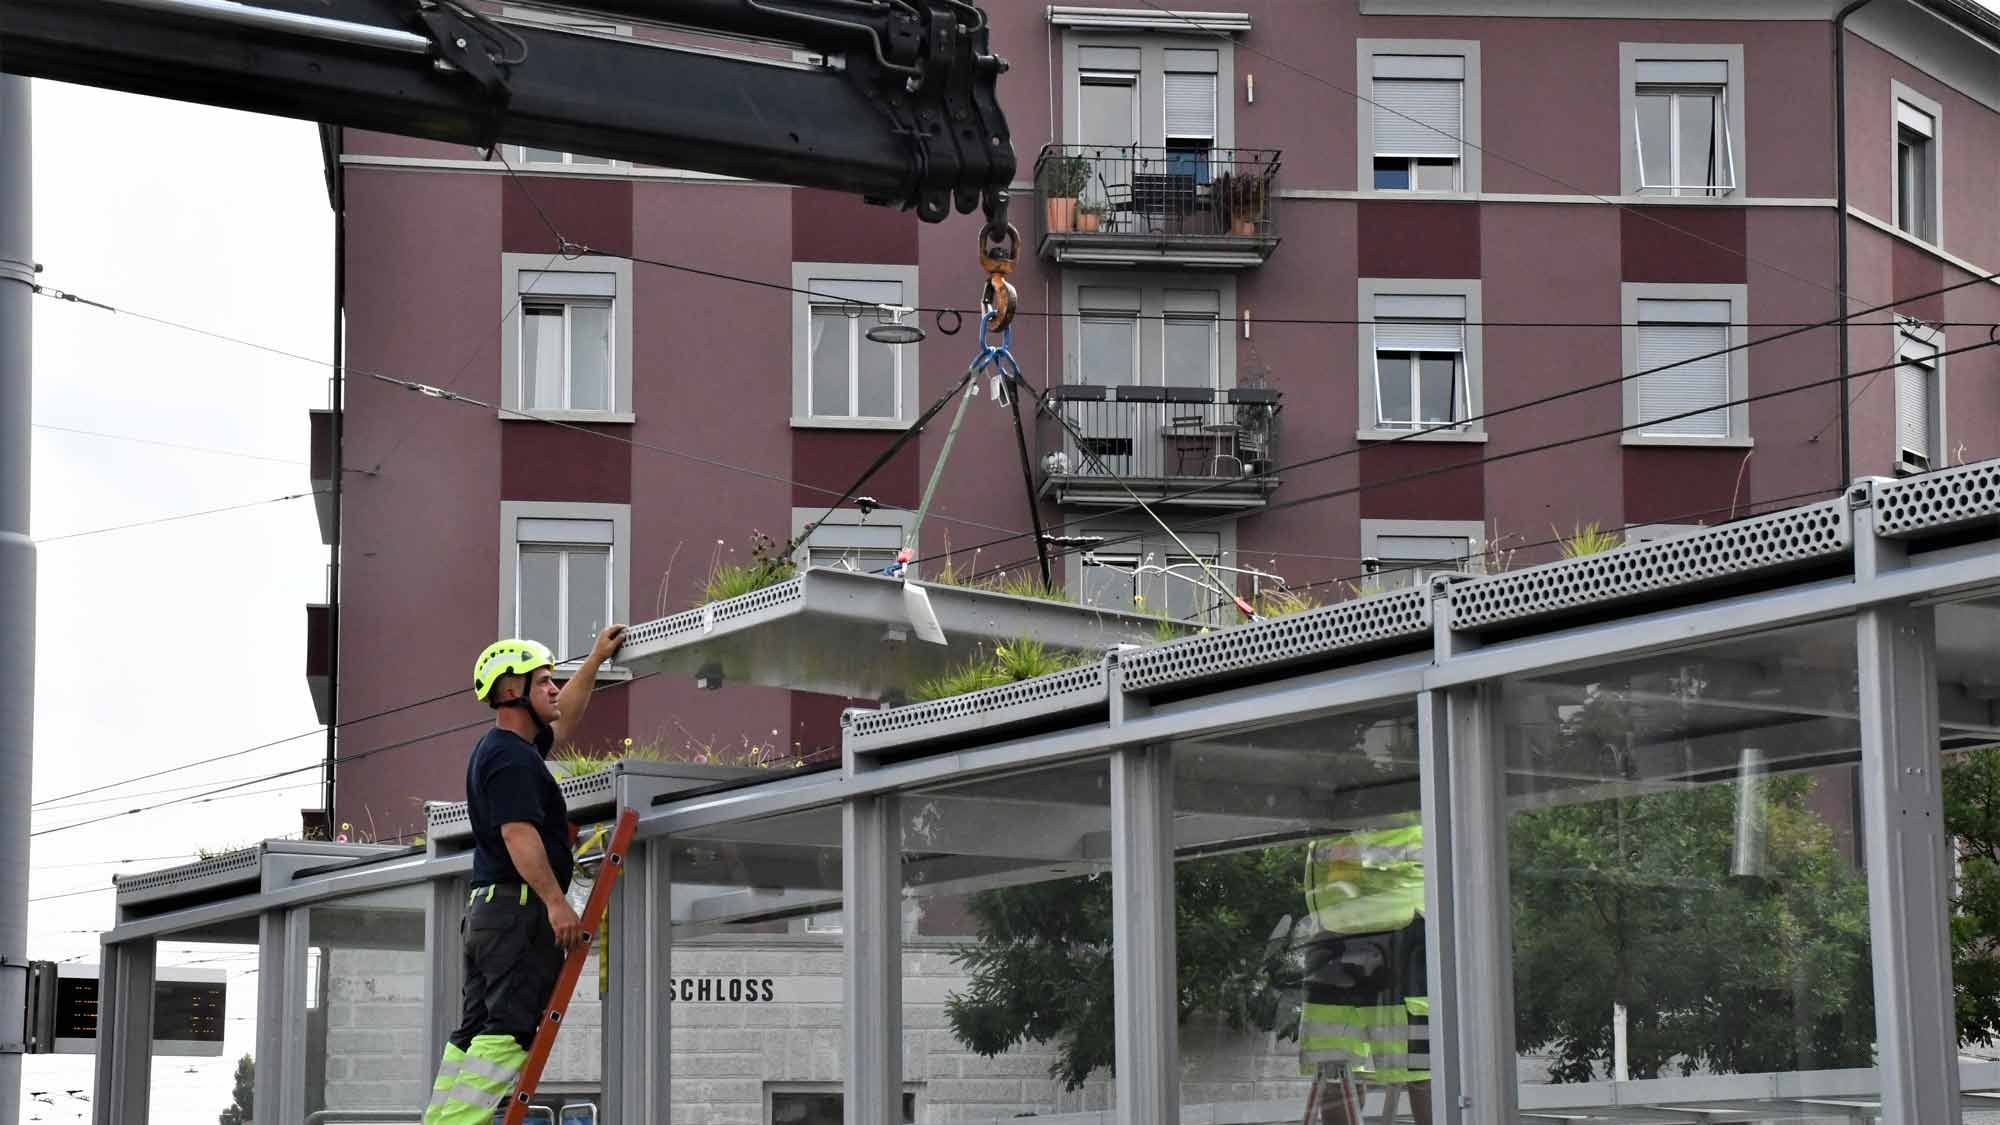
[0,74,34,1125]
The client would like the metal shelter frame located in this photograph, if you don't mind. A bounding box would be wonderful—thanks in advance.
[85,456,2000,1125]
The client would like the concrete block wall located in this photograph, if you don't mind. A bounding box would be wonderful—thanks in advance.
[320,948,431,1109]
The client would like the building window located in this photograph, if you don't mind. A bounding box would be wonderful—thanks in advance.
[1063,38,1235,151]
[499,501,631,670]
[1357,279,1484,442]
[1621,283,1750,447]
[767,1086,916,1125]
[1892,83,1942,243]
[1895,322,1943,474]
[791,264,920,429]
[1619,46,1744,198]
[1072,525,1232,625]
[1065,275,1235,388]
[1360,520,1483,591]
[509,146,621,167]
[1358,40,1480,194]
[499,254,634,422]
[790,506,912,577]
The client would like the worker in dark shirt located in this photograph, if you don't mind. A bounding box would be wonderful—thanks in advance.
[423,627,625,1125]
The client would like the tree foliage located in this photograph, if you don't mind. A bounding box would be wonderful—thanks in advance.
[218,1055,253,1125]
[942,712,2000,1090]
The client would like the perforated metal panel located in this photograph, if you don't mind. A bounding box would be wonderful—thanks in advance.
[113,848,259,897]
[1119,589,1432,694]
[1448,499,1851,632]
[619,577,808,650]
[1870,460,2000,539]
[845,663,1110,758]
[424,770,616,847]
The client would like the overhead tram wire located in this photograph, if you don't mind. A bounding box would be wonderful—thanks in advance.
[28,283,1029,542]
[33,490,325,544]
[914,268,2000,580]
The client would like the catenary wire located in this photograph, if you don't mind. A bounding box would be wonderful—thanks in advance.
[962,335,2000,586]
[30,423,364,472]
[32,490,324,544]
[922,268,2000,579]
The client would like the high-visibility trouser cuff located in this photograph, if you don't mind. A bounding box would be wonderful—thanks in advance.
[1303,1002,1412,1071]
[1360,1066,1433,1085]
[423,1035,526,1124]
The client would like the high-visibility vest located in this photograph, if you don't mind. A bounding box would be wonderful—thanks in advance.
[1304,818,1425,936]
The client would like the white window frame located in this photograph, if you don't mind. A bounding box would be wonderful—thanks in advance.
[1618,44,1745,199]
[1893,317,1946,475]
[790,263,921,430]
[1891,81,1943,245]
[789,506,914,576]
[497,500,632,678]
[1064,519,1237,626]
[763,1083,922,1125]
[499,253,635,423]
[1621,282,1752,448]
[1357,278,1485,443]
[1062,272,1237,388]
[1360,519,1484,591]
[1061,35,1235,149]
[1357,39,1481,195]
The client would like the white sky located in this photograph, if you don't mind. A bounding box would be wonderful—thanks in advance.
[17,3,2000,1119]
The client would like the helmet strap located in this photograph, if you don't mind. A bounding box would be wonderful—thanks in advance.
[495,686,556,756]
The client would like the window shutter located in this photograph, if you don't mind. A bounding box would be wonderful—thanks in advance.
[518,517,615,545]
[1636,323,1729,436]
[1896,339,1934,459]
[519,271,616,298]
[1635,59,1728,85]
[1375,320,1464,353]
[1164,73,1217,139]
[1373,79,1462,158]
[807,278,902,307]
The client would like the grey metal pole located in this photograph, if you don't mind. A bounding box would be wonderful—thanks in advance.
[0,73,35,1125]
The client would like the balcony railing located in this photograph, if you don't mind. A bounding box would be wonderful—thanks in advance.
[1037,385,1282,510]
[1033,145,1281,267]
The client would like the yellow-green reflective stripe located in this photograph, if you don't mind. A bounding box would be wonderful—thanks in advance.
[485,885,495,903]
[454,1053,521,1089]
[1406,995,1430,1017]
[520,885,529,906]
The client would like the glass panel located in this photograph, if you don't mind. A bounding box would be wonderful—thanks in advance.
[1170,703,1431,1122]
[1417,354,1460,424]
[671,807,848,1121]
[1160,554,1216,622]
[1078,75,1139,151]
[1376,353,1413,426]
[809,307,850,417]
[902,759,1117,1121]
[568,152,612,165]
[1636,93,1671,191]
[1678,91,1721,190]
[146,939,257,1123]
[855,334,898,419]
[523,304,565,410]
[1080,315,1138,386]
[523,147,565,163]
[518,546,561,646]
[1506,619,1873,1103]
[568,303,611,411]
[564,545,609,664]
[1164,317,1217,389]
[1373,158,1411,191]
[1935,595,2000,1105]
[1414,159,1458,192]
[299,886,431,1116]
[770,1089,917,1123]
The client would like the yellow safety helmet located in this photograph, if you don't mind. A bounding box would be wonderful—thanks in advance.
[472,637,556,704]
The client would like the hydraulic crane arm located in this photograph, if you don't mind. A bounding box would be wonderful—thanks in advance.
[0,0,1015,226]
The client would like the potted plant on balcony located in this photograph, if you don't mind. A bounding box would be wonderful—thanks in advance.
[1038,153,1090,233]
[1223,169,1266,236]
[1077,200,1106,233]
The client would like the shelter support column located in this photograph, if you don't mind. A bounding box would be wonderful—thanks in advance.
[1855,508,1957,1123]
[91,939,155,1125]
[845,795,902,1123]
[1416,691,1462,1125]
[1112,744,1176,1122]
[1442,684,1516,1123]
[255,912,292,1117]
[606,839,672,1125]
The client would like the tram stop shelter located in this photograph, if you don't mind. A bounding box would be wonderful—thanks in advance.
[80,458,2000,1124]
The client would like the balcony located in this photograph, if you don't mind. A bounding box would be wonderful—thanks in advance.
[1033,145,1281,268]
[1037,385,1282,510]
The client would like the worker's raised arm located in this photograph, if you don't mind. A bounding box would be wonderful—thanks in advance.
[500,821,584,949]
[551,624,626,748]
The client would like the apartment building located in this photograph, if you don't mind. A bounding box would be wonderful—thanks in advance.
[292,6,2000,1111]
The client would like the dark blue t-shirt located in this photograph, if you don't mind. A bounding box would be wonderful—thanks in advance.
[466,727,573,893]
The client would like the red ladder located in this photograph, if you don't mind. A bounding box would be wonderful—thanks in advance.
[500,808,639,1125]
